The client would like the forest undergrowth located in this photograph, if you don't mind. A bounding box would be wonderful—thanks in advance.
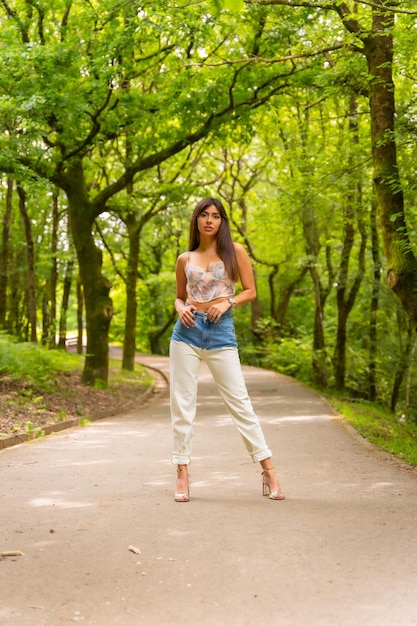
[0,342,152,440]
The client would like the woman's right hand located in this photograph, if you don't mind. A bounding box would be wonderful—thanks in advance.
[179,305,196,328]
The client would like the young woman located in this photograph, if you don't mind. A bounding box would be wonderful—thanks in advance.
[169,197,285,502]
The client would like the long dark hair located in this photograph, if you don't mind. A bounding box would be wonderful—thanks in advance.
[189,197,239,282]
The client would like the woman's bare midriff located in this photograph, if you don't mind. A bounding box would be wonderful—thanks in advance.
[186,297,229,312]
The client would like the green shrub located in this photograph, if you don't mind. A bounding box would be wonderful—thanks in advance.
[0,335,82,392]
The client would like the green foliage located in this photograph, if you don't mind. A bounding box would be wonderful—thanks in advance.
[0,334,82,392]
[24,420,45,439]
[93,379,108,390]
[210,0,244,14]
[177,0,243,12]
[108,361,153,388]
[259,336,314,382]
[57,409,68,421]
[0,0,416,446]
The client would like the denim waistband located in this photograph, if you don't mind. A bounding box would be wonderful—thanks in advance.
[192,310,230,319]
[171,310,237,350]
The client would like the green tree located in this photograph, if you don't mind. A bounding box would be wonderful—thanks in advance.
[0,0,302,383]
[244,0,417,324]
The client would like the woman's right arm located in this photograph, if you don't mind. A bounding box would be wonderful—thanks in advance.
[174,254,196,327]
[174,254,187,314]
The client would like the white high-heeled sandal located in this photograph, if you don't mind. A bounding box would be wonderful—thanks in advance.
[262,467,285,500]
[174,466,190,502]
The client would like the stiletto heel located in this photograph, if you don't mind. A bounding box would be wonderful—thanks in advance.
[174,466,190,502]
[262,467,285,500]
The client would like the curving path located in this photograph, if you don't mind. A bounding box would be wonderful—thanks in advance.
[1,355,416,626]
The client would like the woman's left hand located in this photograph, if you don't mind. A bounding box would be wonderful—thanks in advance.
[207,300,231,323]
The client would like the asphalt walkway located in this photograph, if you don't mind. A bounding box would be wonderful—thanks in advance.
[1,355,416,626]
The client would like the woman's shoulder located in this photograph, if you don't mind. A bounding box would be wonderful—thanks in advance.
[176,251,190,267]
[233,242,248,257]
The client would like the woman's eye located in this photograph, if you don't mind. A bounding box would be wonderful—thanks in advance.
[199,211,221,219]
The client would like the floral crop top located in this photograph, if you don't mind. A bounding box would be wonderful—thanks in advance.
[185,253,236,303]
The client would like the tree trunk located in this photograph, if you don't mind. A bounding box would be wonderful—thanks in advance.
[250,293,263,332]
[60,161,112,384]
[333,102,356,391]
[0,177,13,329]
[333,307,347,391]
[272,267,308,334]
[368,198,381,402]
[333,94,367,391]
[70,206,112,384]
[390,317,413,413]
[48,190,59,348]
[41,291,50,346]
[404,337,417,415]
[149,310,177,354]
[76,274,84,354]
[122,220,140,370]
[302,209,331,389]
[17,184,37,342]
[364,8,417,326]
[310,263,328,390]
[120,199,170,366]
[58,260,74,349]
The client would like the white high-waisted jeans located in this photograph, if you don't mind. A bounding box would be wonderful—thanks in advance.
[169,339,272,465]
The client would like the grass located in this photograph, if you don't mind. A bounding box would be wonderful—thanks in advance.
[107,359,153,389]
[0,335,83,392]
[0,334,152,393]
[328,397,417,468]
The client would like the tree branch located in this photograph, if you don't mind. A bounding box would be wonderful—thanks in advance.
[245,0,417,14]
[0,0,29,42]
[185,44,346,68]
[62,87,115,161]
[90,72,293,212]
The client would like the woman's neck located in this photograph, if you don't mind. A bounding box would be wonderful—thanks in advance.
[196,239,217,253]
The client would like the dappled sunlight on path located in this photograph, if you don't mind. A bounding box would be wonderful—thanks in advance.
[1,356,416,626]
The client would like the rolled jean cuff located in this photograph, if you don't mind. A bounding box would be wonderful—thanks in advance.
[172,455,190,465]
[251,448,273,463]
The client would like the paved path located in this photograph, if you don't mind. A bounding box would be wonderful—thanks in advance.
[1,355,416,626]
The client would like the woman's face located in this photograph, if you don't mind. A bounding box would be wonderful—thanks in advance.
[197,205,222,237]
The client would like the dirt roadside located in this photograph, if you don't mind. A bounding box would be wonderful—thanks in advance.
[0,356,165,450]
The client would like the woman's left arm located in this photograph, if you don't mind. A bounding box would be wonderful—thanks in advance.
[206,243,256,322]
[234,243,257,307]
